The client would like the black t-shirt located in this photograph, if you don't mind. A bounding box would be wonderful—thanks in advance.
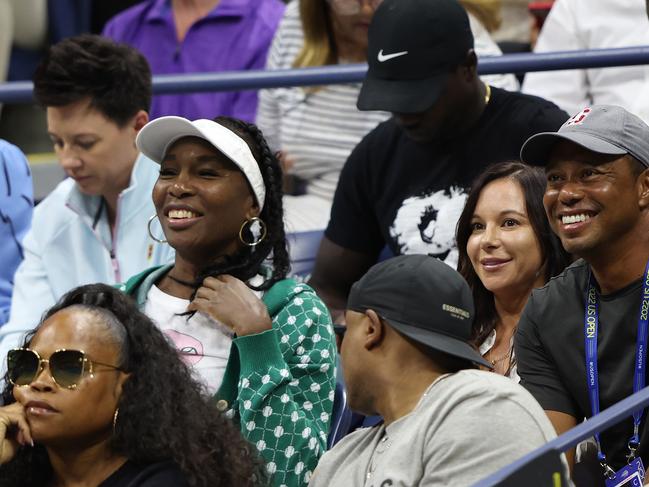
[99,461,189,487]
[326,87,568,267]
[516,260,648,469]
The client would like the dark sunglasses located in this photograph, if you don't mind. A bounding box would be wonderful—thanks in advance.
[7,348,123,389]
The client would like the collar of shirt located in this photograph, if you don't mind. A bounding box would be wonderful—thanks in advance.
[478,328,497,355]
[478,328,516,354]
[144,0,252,24]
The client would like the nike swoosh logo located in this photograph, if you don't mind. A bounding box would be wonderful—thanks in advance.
[377,49,409,62]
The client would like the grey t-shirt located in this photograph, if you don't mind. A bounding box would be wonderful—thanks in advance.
[309,369,565,487]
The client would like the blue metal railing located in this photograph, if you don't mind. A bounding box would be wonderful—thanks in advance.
[473,385,649,485]
[1,45,649,103]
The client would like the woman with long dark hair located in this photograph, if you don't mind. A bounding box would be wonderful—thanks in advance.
[0,283,264,487]
[122,116,336,487]
[456,161,570,378]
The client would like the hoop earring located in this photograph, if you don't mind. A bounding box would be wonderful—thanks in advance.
[238,217,267,247]
[113,408,119,435]
[147,215,167,244]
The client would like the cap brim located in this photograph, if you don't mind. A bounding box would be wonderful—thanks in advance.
[387,319,492,369]
[520,131,628,166]
[357,72,449,114]
[136,116,205,164]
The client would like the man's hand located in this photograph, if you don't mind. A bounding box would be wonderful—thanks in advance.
[188,275,273,337]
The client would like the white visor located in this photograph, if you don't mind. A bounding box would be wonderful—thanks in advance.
[136,116,266,210]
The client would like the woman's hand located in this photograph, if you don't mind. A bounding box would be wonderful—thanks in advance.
[0,402,32,465]
[187,275,273,337]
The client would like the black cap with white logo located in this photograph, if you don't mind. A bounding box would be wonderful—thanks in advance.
[347,254,491,368]
[357,0,474,114]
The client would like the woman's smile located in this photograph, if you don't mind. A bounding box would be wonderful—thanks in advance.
[479,257,513,271]
[164,204,205,230]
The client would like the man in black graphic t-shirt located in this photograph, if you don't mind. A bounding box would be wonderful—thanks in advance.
[516,105,649,476]
[308,0,567,317]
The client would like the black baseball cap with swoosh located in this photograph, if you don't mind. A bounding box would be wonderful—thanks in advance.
[357,0,474,114]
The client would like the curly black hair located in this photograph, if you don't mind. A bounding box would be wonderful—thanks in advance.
[189,116,290,293]
[0,284,266,487]
[33,34,151,127]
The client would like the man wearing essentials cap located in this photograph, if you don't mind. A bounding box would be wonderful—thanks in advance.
[309,0,567,319]
[309,254,566,486]
[517,105,649,478]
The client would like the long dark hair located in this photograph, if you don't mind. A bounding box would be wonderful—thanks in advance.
[189,116,290,293]
[0,284,266,487]
[456,161,570,346]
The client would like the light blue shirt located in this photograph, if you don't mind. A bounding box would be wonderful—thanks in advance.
[0,154,174,364]
[0,140,33,325]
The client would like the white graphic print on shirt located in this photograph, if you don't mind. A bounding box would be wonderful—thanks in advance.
[389,186,468,268]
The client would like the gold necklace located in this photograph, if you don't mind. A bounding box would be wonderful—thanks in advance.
[484,83,491,105]
[487,347,511,366]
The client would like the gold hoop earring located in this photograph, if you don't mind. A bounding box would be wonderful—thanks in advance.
[147,215,167,244]
[113,408,119,435]
[238,217,267,247]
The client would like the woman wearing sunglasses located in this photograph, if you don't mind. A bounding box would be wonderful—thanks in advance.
[0,284,264,487]
[120,116,336,487]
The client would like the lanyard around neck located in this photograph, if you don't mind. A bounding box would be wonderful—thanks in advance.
[584,260,649,471]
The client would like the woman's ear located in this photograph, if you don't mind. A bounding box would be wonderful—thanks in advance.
[132,110,149,132]
[114,372,131,400]
[245,202,261,220]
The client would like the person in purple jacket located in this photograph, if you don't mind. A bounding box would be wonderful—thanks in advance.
[102,0,285,122]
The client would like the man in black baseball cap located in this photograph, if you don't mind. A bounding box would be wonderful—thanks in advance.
[309,0,567,323]
[309,255,568,486]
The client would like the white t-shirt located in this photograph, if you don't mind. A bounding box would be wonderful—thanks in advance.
[144,284,233,394]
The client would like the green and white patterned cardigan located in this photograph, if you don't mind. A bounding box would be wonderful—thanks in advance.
[120,265,337,487]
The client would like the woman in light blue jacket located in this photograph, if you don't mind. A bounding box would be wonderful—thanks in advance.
[0,35,174,360]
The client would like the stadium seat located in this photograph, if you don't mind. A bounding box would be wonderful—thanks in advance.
[327,377,353,450]
[287,230,394,280]
[286,230,324,279]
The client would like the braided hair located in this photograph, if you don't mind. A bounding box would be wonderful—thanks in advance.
[191,116,290,292]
